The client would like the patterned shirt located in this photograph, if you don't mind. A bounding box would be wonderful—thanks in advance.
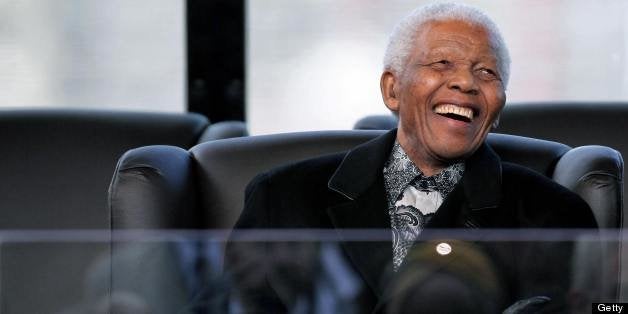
[383,141,465,270]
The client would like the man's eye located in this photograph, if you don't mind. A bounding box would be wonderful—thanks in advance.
[430,60,450,69]
[477,68,499,80]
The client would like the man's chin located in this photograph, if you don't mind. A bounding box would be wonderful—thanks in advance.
[434,144,480,162]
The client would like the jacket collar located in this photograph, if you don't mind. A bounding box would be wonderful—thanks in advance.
[328,128,502,210]
[461,141,502,210]
[327,129,397,200]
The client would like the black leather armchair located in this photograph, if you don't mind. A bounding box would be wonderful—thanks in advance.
[109,130,622,307]
[111,131,622,230]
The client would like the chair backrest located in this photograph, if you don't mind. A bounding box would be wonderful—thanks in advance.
[111,130,383,229]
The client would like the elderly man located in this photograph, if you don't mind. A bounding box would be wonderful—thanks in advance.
[227,3,596,313]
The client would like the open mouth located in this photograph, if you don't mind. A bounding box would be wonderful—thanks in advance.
[434,104,474,123]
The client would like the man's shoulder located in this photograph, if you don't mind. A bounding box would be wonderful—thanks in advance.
[260,152,346,182]
[244,151,347,197]
[501,162,558,187]
[500,162,597,228]
[501,162,574,199]
[238,152,350,229]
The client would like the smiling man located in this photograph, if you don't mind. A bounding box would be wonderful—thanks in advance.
[227,3,597,313]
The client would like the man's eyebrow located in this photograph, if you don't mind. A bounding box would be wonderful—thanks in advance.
[475,54,500,65]
[423,47,499,63]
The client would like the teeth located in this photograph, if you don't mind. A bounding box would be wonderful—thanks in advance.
[434,104,474,120]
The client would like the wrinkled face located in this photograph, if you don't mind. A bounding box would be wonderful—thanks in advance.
[381,20,506,174]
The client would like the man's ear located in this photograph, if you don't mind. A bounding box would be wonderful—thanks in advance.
[492,97,506,129]
[380,71,400,112]
[492,113,500,129]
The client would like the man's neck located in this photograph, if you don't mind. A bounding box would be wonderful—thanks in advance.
[397,136,450,177]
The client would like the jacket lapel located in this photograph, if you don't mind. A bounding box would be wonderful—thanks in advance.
[459,142,503,228]
[462,142,502,211]
[326,130,397,298]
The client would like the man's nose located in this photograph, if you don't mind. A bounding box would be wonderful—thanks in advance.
[447,67,479,95]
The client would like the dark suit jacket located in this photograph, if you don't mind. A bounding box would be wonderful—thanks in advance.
[226,130,597,313]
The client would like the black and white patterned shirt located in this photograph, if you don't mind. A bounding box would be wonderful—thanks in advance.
[383,141,465,270]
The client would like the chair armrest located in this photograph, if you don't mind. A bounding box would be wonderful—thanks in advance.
[109,145,198,229]
[553,145,623,229]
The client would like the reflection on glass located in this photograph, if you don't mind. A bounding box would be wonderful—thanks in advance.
[0,229,616,313]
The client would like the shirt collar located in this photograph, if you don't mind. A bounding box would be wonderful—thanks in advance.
[383,141,464,208]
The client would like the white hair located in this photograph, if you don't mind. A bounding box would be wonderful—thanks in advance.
[383,2,511,87]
